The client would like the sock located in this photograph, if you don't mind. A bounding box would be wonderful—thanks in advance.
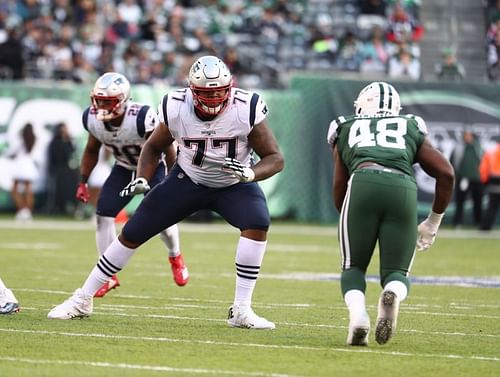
[0,278,6,291]
[95,215,116,256]
[344,289,368,322]
[159,224,180,257]
[233,237,267,307]
[81,237,137,297]
[384,280,408,302]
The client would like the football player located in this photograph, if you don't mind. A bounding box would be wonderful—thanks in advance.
[327,82,454,346]
[49,56,284,329]
[75,72,189,297]
[0,277,19,314]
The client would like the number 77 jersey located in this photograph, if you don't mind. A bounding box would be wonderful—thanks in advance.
[157,87,268,188]
[327,114,428,176]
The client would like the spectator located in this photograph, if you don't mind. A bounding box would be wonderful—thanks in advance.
[450,130,483,228]
[360,25,389,74]
[386,2,424,44]
[388,43,420,80]
[8,123,38,222]
[435,48,466,82]
[479,137,500,230]
[487,28,500,81]
[46,122,78,215]
[336,30,363,71]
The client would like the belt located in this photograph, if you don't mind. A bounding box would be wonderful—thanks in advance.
[356,163,408,177]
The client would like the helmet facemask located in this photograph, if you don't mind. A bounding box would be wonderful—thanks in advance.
[91,72,131,121]
[188,56,233,117]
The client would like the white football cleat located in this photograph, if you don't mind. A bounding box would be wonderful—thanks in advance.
[347,312,370,346]
[375,290,399,345]
[0,288,19,314]
[227,304,275,330]
[47,288,93,320]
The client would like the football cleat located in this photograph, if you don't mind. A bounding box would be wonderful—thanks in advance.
[94,275,120,298]
[347,312,370,346]
[375,290,400,345]
[169,255,189,286]
[0,288,20,315]
[227,304,275,330]
[47,288,93,320]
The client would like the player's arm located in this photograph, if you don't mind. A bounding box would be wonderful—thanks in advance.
[416,138,455,214]
[137,122,175,182]
[415,138,455,251]
[245,119,284,181]
[332,146,349,212]
[79,134,101,184]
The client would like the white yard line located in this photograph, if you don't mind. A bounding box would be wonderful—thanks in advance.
[0,356,299,377]
[0,329,498,363]
[0,220,499,238]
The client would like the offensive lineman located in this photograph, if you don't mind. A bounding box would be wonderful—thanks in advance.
[75,72,189,298]
[328,82,454,346]
[48,56,284,328]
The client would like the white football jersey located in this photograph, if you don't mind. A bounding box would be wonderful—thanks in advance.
[156,87,268,188]
[83,101,156,170]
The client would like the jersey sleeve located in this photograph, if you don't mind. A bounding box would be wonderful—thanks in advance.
[252,94,269,126]
[142,106,157,133]
[156,94,168,125]
[82,106,91,131]
[327,116,346,145]
[406,114,428,135]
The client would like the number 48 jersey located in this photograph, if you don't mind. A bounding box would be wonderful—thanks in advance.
[327,114,428,176]
[82,102,156,170]
[157,87,268,188]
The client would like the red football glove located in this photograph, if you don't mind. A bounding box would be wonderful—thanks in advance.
[76,183,90,203]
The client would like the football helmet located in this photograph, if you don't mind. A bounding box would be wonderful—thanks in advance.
[354,82,402,116]
[188,56,232,116]
[91,72,131,121]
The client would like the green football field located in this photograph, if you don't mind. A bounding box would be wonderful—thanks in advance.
[0,219,499,377]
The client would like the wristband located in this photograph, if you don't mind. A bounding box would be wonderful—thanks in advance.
[428,211,444,226]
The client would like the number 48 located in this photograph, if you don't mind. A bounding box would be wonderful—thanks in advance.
[348,118,407,149]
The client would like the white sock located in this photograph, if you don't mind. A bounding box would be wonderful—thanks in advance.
[159,224,180,257]
[233,237,267,307]
[95,215,116,256]
[81,238,137,297]
[0,278,7,291]
[384,280,408,302]
[344,289,368,322]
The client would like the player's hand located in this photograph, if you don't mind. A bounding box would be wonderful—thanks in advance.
[76,183,90,203]
[223,158,255,182]
[119,178,150,197]
[416,211,444,251]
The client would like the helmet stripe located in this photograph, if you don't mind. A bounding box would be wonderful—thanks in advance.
[378,82,385,110]
[387,83,393,110]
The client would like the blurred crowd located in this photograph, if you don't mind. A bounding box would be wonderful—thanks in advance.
[0,0,430,89]
[486,0,500,81]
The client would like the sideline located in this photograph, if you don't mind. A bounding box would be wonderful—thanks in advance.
[0,219,499,239]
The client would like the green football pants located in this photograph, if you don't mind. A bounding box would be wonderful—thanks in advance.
[338,169,418,295]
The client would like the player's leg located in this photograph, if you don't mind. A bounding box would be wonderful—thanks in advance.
[48,168,198,320]
[93,166,135,297]
[376,177,418,345]
[213,182,274,329]
[149,163,189,286]
[339,173,380,345]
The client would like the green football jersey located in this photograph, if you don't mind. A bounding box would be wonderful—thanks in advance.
[327,114,428,176]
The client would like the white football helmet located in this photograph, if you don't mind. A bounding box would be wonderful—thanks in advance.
[354,82,402,116]
[91,72,131,121]
[188,55,232,116]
